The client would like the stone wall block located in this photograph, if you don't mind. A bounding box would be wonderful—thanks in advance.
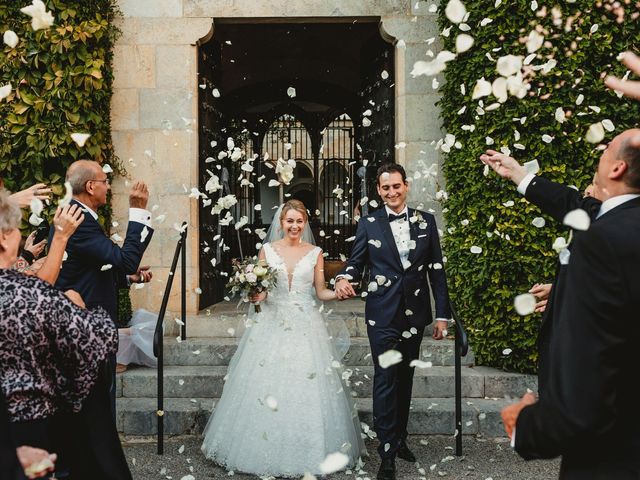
[111,89,139,130]
[118,0,184,18]
[113,45,156,89]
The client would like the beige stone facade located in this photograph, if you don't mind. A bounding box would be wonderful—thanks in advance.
[112,0,443,315]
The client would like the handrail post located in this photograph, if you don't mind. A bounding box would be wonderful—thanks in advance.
[181,227,187,341]
[454,319,463,456]
[154,222,188,455]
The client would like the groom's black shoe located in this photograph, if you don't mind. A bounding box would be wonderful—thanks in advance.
[377,457,396,480]
[397,441,416,462]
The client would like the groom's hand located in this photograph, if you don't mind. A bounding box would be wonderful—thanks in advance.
[501,392,537,439]
[432,320,449,340]
[335,278,356,300]
[480,150,528,186]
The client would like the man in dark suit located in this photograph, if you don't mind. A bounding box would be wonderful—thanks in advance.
[335,163,451,480]
[482,129,640,478]
[51,159,154,480]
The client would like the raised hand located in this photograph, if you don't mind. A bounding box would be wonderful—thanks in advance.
[53,203,84,239]
[24,231,46,258]
[129,181,149,209]
[9,183,52,208]
[605,51,640,100]
[479,150,528,185]
[128,265,153,284]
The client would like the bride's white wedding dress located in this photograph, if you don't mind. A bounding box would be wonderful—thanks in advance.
[201,243,365,477]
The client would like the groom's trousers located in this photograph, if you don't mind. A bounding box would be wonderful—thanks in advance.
[368,320,424,460]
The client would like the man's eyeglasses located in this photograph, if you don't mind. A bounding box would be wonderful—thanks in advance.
[88,178,110,185]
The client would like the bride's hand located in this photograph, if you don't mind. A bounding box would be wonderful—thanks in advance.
[249,291,267,303]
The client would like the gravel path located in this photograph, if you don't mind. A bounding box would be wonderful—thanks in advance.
[123,435,560,480]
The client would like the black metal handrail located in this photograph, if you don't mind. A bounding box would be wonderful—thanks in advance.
[449,299,469,456]
[153,222,187,455]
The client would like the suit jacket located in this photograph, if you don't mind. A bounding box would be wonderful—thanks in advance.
[338,207,451,328]
[524,177,601,394]
[52,199,153,322]
[515,194,640,478]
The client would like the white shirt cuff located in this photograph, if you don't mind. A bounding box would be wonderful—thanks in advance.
[516,174,535,196]
[435,317,451,323]
[129,208,152,227]
[510,427,516,448]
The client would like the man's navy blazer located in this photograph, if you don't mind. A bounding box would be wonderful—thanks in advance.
[52,199,153,322]
[338,207,451,329]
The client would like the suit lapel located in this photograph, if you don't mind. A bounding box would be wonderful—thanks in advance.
[376,210,403,269]
[407,208,420,266]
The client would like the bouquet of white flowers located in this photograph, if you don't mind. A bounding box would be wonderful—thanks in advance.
[226,256,278,313]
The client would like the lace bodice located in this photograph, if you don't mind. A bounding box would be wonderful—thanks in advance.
[263,243,320,303]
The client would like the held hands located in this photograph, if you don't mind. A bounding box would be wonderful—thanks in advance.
[501,391,537,440]
[529,283,552,313]
[479,150,528,186]
[129,181,149,209]
[9,183,52,208]
[24,231,46,258]
[249,291,267,303]
[335,278,356,300]
[128,265,153,284]
[53,203,84,240]
[605,52,640,101]
[16,446,57,480]
[432,320,449,340]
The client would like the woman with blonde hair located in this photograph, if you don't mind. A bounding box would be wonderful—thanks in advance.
[202,199,365,477]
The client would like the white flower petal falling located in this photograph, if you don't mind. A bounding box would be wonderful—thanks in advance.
[20,0,55,31]
[514,294,536,315]
[445,0,467,24]
[70,133,91,147]
[563,209,591,231]
[378,350,403,369]
[318,452,350,475]
[455,34,474,53]
[3,30,19,48]
[585,122,605,144]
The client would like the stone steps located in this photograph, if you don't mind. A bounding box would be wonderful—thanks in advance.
[116,364,535,399]
[116,396,513,438]
[162,336,475,367]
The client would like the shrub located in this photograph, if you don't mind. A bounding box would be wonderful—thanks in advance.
[437,0,640,373]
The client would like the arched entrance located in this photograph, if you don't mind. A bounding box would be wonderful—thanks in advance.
[197,19,395,307]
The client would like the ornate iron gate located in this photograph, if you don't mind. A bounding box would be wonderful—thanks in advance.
[197,25,395,309]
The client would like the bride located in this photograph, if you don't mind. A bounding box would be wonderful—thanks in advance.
[201,199,365,477]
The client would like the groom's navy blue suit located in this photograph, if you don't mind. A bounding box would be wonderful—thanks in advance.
[338,207,451,459]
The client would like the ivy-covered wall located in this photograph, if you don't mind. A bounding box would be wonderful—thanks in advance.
[0,0,120,217]
[437,1,640,373]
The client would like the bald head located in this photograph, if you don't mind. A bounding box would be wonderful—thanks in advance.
[66,160,102,195]
[616,129,640,191]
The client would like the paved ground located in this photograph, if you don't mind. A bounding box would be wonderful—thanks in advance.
[123,435,560,479]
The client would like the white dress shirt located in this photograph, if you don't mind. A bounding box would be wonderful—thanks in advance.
[385,205,411,270]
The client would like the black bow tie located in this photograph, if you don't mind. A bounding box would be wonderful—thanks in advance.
[388,213,406,222]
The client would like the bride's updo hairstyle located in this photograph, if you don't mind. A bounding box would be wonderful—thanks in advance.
[279,199,308,224]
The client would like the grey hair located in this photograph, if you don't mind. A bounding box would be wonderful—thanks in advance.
[66,160,99,195]
[620,137,640,191]
[0,189,22,232]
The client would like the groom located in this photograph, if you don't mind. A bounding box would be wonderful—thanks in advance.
[336,163,451,480]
